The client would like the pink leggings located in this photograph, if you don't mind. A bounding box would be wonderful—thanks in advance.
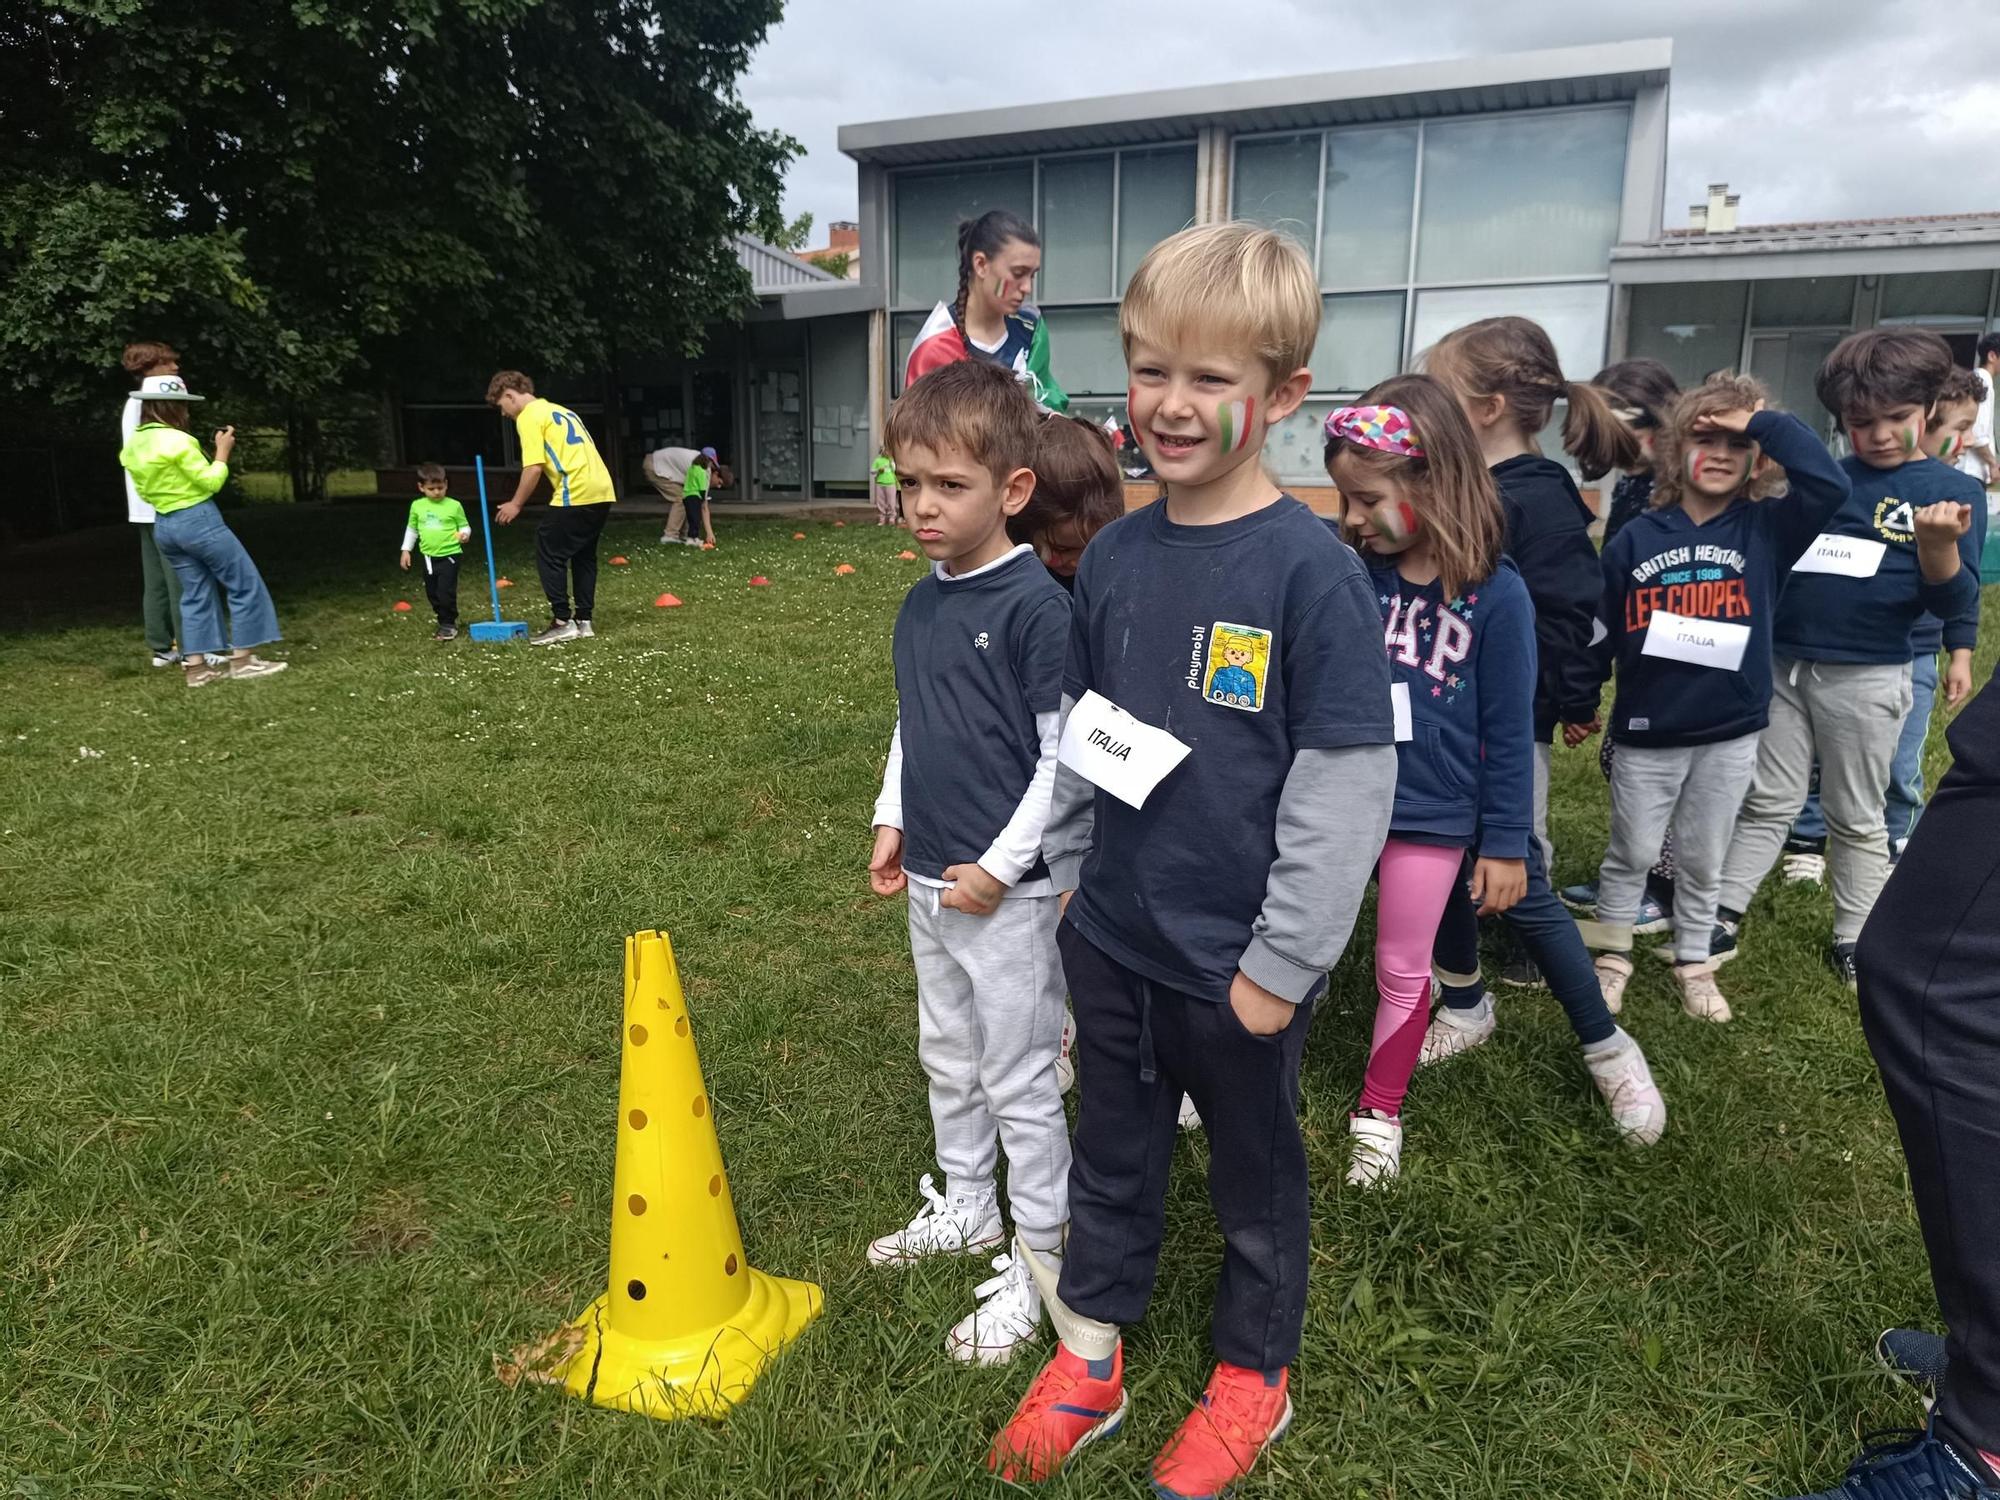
[1358,839,1466,1118]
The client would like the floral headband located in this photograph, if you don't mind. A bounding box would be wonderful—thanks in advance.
[1324,404,1424,458]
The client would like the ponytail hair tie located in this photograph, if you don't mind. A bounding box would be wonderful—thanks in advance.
[1324,404,1425,459]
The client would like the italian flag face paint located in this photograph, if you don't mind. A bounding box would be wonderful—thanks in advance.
[1374,498,1420,545]
[1216,397,1256,455]
[1903,425,1921,455]
[1939,431,1962,462]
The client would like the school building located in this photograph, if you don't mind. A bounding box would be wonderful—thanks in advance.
[384,37,2000,503]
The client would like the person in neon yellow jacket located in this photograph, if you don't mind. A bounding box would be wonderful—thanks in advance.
[118,375,288,686]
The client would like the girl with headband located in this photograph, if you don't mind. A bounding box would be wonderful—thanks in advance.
[1325,375,1664,1184]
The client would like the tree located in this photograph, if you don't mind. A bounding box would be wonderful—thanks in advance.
[0,1,799,499]
[806,251,852,279]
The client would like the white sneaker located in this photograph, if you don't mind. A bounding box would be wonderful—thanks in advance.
[1593,953,1634,1015]
[1783,850,1826,885]
[946,1252,1044,1366]
[573,620,594,638]
[151,650,181,667]
[684,537,705,548]
[228,654,289,681]
[1674,962,1733,1024]
[1418,996,1495,1067]
[1055,1006,1076,1094]
[529,621,579,646]
[1345,1111,1402,1188]
[1583,1030,1667,1146]
[866,1174,1004,1266]
[1178,1093,1201,1131]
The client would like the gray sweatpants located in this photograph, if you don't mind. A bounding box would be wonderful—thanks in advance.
[1597,734,1760,964]
[1532,741,1555,875]
[1717,657,1912,944]
[908,884,1070,1247]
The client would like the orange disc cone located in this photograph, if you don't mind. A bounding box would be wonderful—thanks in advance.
[748,576,770,587]
[834,563,856,576]
[393,600,413,612]
[554,932,821,1419]
[610,555,629,566]
[654,593,682,608]
[792,532,806,540]
[897,550,917,561]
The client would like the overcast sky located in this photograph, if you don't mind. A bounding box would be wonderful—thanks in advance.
[742,1,2000,244]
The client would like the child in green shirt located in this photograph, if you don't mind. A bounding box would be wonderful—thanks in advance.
[682,448,719,549]
[399,462,472,639]
[872,449,900,525]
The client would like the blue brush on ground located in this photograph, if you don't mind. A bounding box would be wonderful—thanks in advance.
[468,454,528,641]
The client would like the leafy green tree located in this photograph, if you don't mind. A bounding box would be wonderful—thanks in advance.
[1,0,798,499]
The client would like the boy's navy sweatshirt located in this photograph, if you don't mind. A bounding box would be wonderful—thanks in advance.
[1597,410,1850,748]
[1371,557,1537,858]
[1490,454,1603,742]
[1775,453,1983,665]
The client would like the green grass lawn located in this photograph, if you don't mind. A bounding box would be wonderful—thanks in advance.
[2,504,1989,1498]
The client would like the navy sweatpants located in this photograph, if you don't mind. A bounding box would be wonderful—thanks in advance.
[1857,673,2000,1457]
[1054,922,1315,1371]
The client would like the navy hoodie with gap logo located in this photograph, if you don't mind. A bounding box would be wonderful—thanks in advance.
[1371,557,1538,858]
[1774,454,1984,665]
[1489,454,1604,742]
[1597,410,1850,748]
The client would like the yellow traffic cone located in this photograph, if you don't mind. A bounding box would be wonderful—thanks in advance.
[554,930,822,1420]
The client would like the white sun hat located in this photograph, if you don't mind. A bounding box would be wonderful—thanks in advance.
[129,375,205,402]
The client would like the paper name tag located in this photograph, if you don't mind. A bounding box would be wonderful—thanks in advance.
[1793,534,1886,578]
[1057,690,1193,810]
[1390,682,1413,742]
[1640,609,1751,672]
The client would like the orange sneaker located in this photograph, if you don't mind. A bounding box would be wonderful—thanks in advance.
[987,1340,1127,1483]
[1150,1363,1292,1499]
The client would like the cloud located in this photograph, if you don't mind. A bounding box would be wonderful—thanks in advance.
[741,3,2000,239]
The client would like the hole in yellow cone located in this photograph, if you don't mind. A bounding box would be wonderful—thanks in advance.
[628,1108,647,1130]
[693,1096,707,1117]
[629,1024,648,1046]
[724,1254,738,1275]
[708,1174,722,1197]
[628,1194,647,1215]
[627,1279,646,1300]
[674,1017,690,1037]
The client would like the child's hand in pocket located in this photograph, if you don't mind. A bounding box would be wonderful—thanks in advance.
[940,863,1005,915]
[1470,856,1527,916]
[1228,971,1294,1036]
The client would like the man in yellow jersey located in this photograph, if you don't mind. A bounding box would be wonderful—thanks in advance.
[487,370,617,644]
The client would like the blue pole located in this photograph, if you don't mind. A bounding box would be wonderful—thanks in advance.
[476,455,503,624]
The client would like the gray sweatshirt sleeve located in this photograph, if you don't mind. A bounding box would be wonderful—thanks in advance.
[1042,692,1096,892]
[1239,742,1397,1003]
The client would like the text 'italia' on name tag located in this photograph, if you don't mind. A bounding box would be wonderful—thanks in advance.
[1792,533,1886,578]
[1057,690,1193,810]
[1639,609,1751,672]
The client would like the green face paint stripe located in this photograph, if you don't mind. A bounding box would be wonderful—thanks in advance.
[1904,426,1920,453]
[1216,402,1235,454]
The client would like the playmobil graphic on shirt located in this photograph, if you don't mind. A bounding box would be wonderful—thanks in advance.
[1199,623,1272,712]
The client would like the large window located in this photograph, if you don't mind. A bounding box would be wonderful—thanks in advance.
[1878,270,1996,327]
[1414,111,1628,283]
[1627,282,1751,388]
[893,163,1035,308]
[890,145,1198,399]
[1232,107,1630,477]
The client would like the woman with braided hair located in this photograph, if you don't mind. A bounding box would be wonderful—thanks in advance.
[903,210,1067,411]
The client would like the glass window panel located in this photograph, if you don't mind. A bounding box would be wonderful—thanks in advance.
[1267,398,1346,484]
[1411,283,1611,388]
[1750,276,1854,328]
[1039,155,1114,303]
[1878,271,1995,325]
[809,313,870,484]
[1232,135,1321,251]
[891,311,926,395]
[1415,109,1630,282]
[893,163,1035,306]
[1627,282,1750,388]
[1749,332,1846,445]
[1039,305,1127,396]
[1117,147,1197,291]
[1311,293,1405,392]
[1320,127,1416,288]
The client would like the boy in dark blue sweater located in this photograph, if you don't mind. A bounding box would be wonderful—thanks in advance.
[1715,330,1982,985]
[1585,376,1849,1022]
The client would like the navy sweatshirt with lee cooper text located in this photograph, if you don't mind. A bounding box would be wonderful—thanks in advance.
[1371,557,1538,858]
[1597,409,1850,748]
[1774,453,1983,665]
[1490,454,1605,743]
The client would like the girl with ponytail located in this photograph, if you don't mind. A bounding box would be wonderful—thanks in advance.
[903,210,1068,411]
